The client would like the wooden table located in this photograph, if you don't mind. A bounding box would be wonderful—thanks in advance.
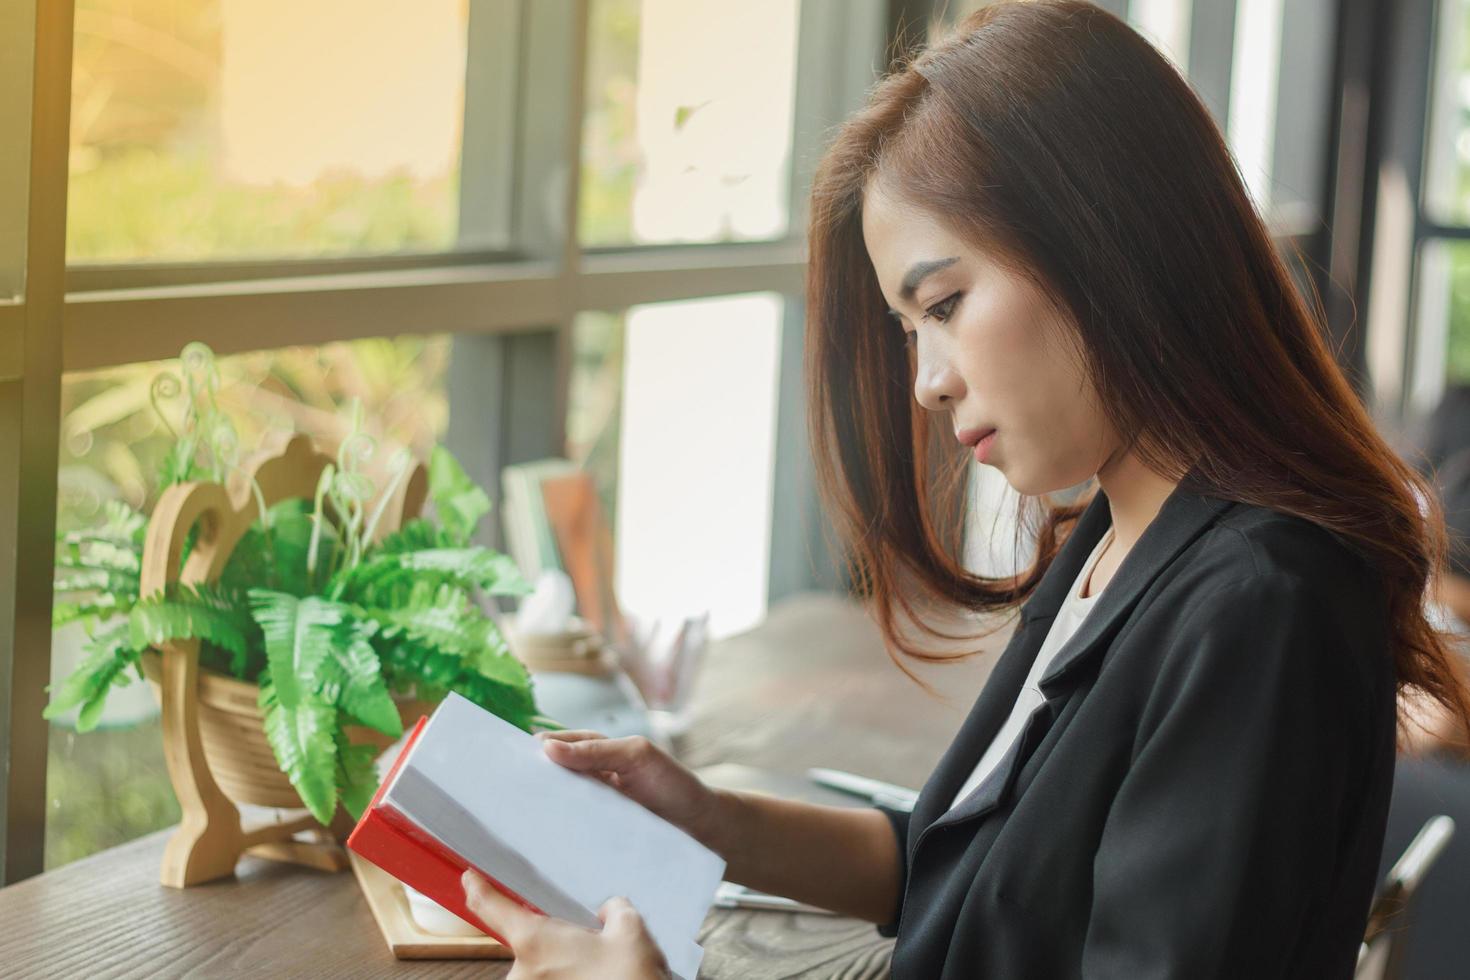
[0,592,1010,979]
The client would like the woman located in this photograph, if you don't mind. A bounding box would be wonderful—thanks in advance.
[461,2,1470,976]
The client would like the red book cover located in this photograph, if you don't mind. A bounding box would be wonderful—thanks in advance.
[345,714,544,948]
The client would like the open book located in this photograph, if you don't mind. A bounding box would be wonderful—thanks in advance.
[346,692,725,980]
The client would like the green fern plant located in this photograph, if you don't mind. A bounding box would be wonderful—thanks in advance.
[44,342,561,826]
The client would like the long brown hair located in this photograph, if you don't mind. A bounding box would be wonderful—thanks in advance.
[804,0,1470,744]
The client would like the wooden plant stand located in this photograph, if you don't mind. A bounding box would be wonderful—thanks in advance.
[138,432,428,888]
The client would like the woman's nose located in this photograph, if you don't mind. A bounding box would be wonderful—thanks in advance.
[913,344,964,412]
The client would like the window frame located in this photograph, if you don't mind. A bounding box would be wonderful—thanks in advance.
[1,0,69,885]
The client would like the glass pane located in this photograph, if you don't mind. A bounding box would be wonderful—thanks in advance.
[1227,0,1285,217]
[579,0,800,247]
[45,713,178,868]
[1128,0,1191,73]
[67,0,473,263]
[0,0,34,300]
[1427,0,1470,223]
[46,336,449,868]
[567,294,783,639]
[1409,239,1470,416]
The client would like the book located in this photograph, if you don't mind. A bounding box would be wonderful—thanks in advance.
[540,470,627,645]
[500,458,581,580]
[347,692,725,980]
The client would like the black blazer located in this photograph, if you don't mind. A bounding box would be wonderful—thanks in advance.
[873,479,1398,979]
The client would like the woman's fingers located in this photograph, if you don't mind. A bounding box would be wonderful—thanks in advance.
[540,733,653,773]
[534,731,628,788]
[597,895,643,936]
[598,897,671,973]
[461,868,538,948]
[535,729,609,743]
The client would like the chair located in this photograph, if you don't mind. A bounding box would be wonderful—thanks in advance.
[1355,815,1456,980]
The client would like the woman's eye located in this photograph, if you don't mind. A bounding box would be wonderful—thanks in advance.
[922,292,962,323]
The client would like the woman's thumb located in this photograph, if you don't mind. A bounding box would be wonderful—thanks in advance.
[597,896,637,935]
[542,736,618,770]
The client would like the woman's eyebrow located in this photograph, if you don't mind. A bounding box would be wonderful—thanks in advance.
[887,256,960,319]
[900,257,959,301]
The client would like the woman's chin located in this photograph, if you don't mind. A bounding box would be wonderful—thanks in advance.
[1001,463,1084,499]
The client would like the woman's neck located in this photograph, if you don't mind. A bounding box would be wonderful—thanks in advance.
[1095,450,1179,556]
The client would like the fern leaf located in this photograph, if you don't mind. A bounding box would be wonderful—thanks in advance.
[42,620,144,732]
[318,619,402,738]
[217,499,315,597]
[335,727,382,821]
[334,547,532,604]
[464,626,524,688]
[217,522,274,597]
[59,499,148,550]
[427,446,492,546]
[365,584,529,691]
[264,499,329,595]
[53,566,141,598]
[128,586,253,659]
[53,594,130,628]
[248,590,345,711]
[55,540,140,575]
[248,589,398,738]
[258,678,339,825]
[373,518,454,555]
[377,634,537,733]
[454,671,539,733]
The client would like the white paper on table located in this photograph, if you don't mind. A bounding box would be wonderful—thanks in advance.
[380,692,724,980]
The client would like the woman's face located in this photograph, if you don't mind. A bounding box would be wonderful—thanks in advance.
[860,182,1119,496]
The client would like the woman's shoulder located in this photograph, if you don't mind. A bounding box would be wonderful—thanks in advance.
[1143,498,1395,701]
[1182,498,1384,611]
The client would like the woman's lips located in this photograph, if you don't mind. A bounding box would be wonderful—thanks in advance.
[955,427,998,463]
[972,430,997,464]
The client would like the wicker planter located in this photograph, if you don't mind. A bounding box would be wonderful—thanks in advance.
[139,651,434,811]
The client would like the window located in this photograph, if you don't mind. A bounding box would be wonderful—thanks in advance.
[615,294,782,640]
[4,0,889,879]
[67,0,476,263]
[570,294,784,641]
[580,0,802,246]
[1128,0,1191,72]
[1424,0,1470,226]
[1410,0,1470,411]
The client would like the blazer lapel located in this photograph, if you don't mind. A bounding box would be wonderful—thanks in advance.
[910,476,1238,836]
[906,488,1113,834]
[1035,482,1237,698]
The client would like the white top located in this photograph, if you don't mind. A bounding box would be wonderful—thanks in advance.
[946,524,1116,812]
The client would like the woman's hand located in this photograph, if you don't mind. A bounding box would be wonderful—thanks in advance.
[534,730,728,850]
[461,868,671,980]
